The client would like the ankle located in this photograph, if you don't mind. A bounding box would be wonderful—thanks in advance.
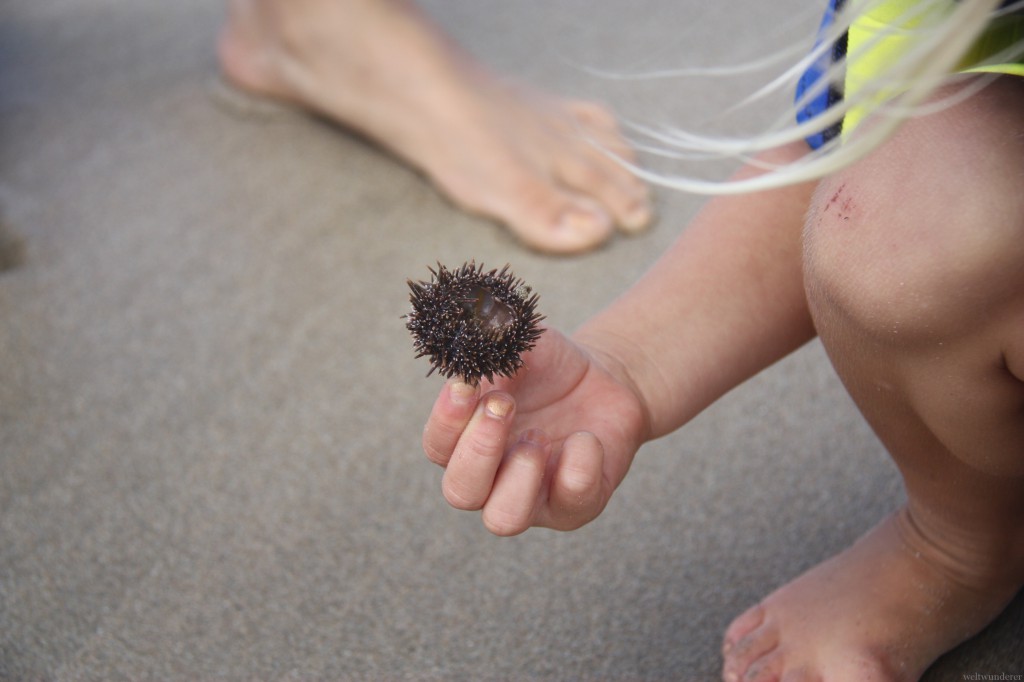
[895,508,1024,599]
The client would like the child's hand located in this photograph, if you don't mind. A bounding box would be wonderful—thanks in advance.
[421,326,649,536]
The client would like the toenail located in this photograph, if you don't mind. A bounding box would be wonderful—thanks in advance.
[556,206,611,236]
[622,200,652,232]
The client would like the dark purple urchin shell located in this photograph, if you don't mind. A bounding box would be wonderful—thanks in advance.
[405,261,545,384]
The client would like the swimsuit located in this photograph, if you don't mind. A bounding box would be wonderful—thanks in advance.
[797,0,1024,149]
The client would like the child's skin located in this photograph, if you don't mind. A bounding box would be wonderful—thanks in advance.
[217,0,652,254]
[423,77,1024,680]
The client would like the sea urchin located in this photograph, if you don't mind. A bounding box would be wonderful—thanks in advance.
[405,261,545,385]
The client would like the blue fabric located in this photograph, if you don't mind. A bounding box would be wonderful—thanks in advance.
[795,0,846,150]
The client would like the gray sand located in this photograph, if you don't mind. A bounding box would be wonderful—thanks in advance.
[1,1,1021,679]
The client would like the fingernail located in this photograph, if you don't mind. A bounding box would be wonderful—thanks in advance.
[448,379,476,405]
[484,394,513,419]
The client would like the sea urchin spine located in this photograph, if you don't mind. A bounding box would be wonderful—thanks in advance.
[405,261,545,385]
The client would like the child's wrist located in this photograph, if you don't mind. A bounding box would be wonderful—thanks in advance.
[571,325,657,444]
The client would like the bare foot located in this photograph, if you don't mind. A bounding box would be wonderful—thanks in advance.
[722,510,1022,681]
[217,0,652,254]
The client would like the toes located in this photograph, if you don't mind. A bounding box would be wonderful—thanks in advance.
[483,95,653,247]
[740,649,785,682]
[723,606,780,682]
[566,99,620,131]
[780,667,821,682]
[562,101,654,234]
[721,606,823,682]
[423,95,650,254]
[549,198,616,250]
[495,175,617,254]
[553,152,653,234]
[723,604,766,654]
[722,631,780,682]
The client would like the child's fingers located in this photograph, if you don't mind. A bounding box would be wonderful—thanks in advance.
[543,431,609,531]
[441,391,516,511]
[481,430,552,536]
[422,379,480,467]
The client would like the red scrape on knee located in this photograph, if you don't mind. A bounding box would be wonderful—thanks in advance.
[824,183,845,213]
[824,183,854,222]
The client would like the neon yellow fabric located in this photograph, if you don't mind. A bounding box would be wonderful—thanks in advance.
[844,0,1024,136]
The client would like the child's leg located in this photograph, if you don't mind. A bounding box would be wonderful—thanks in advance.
[217,0,651,254]
[723,77,1024,681]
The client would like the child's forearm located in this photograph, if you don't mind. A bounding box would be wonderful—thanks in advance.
[575,143,818,440]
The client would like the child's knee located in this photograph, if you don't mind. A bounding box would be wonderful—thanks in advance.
[803,78,1024,345]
